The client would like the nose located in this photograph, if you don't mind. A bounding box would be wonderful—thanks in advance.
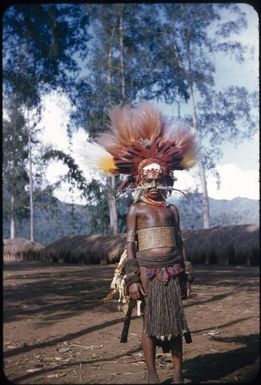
[151,180,156,187]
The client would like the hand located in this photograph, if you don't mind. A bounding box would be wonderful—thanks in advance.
[187,281,192,298]
[181,276,192,300]
[128,282,145,300]
[186,274,193,298]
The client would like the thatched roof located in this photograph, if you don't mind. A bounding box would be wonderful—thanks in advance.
[183,224,259,265]
[42,233,127,264]
[41,224,259,266]
[4,237,44,254]
[4,238,44,261]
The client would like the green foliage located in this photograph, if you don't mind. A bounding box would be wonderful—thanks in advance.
[3,4,91,237]
[196,86,258,169]
[3,4,90,104]
[85,179,110,234]
[43,149,88,196]
[42,150,111,234]
[2,97,30,220]
[74,3,189,135]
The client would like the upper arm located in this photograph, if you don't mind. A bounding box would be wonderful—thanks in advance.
[170,204,180,229]
[170,204,183,248]
[127,204,137,233]
[126,204,138,259]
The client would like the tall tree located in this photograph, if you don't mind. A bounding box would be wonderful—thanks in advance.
[3,4,91,239]
[3,96,29,238]
[160,3,256,228]
[3,4,90,101]
[73,3,189,233]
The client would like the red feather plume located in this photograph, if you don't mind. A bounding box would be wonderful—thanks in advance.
[96,101,198,179]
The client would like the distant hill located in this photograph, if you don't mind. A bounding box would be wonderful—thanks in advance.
[209,196,259,225]
[3,196,93,246]
[168,195,259,230]
[3,194,259,245]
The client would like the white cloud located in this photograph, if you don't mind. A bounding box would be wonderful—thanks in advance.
[38,91,72,151]
[172,169,199,195]
[45,160,68,183]
[171,163,259,201]
[207,163,259,200]
[37,94,103,204]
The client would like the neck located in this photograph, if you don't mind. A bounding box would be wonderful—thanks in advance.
[141,195,168,207]
[144,194,165,202]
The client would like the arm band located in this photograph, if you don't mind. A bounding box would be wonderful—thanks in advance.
[127,230,136,243]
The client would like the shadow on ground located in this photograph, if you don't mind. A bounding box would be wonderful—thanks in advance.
[162,333,259,384]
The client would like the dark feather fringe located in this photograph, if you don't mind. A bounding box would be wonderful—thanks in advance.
[144,276,190,350]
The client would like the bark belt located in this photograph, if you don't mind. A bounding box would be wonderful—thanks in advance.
[137,250,183,268]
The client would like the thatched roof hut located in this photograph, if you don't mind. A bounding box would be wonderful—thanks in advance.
[41,224,259,266]
[3,238,44,262]
[42,233,127,264]
[183,224,259,265]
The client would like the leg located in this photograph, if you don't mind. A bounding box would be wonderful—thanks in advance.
[171,337,183,384]
[140,269,160,383]
[142,331,160,384]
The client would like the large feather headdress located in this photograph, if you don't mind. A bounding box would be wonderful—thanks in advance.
[80,101,198,190]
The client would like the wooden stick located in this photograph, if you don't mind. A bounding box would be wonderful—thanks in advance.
[120,299,136,343]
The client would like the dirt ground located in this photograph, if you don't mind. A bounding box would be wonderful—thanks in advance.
[2,262,260,384]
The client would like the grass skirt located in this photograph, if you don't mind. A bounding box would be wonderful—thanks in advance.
[143,275,191,352]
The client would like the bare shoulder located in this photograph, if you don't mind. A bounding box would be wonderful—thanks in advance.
[169,203,179,215]
[127,202,140,216]
[169,203,180,222]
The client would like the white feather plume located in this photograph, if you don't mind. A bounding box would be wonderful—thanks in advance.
[74,139,118,175]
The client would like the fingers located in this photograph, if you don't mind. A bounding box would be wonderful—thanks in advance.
[129,290,140,300]
[129,283,146,300]
[131,292,140,300]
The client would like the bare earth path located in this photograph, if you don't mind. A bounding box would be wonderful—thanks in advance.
[3,263,259,384]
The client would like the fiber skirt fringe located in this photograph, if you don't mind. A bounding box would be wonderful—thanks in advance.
[144,276,191,353]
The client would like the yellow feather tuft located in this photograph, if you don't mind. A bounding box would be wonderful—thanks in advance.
[97,156,119,175]
[181,149,197,169]
[74,140,119,176]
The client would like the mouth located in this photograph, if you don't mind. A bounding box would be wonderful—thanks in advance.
[147,189,160,195]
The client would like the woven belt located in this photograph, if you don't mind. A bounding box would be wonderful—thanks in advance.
[137,226,176,251]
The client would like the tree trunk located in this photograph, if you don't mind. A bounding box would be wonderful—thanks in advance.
[190,82,210,228]
[119,12,126,99]
[186,36,210,229]
[106,27,118,233]
[107,176,118,234]
[107,26,115,106]
[10,194,15,239]
[27,108,34,241]
[198,160,210,228]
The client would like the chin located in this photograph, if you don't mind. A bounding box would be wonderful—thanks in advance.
[147,192,162,200]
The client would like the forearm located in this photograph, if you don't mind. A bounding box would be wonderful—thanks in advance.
[126,232,137,260]
[125,231,140,287]
[182,246,194,283]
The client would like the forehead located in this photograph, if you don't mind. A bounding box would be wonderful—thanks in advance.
[142,162,162,173]
[143,170,162,179]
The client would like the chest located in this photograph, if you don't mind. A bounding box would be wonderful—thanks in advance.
[137,205,175,228]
